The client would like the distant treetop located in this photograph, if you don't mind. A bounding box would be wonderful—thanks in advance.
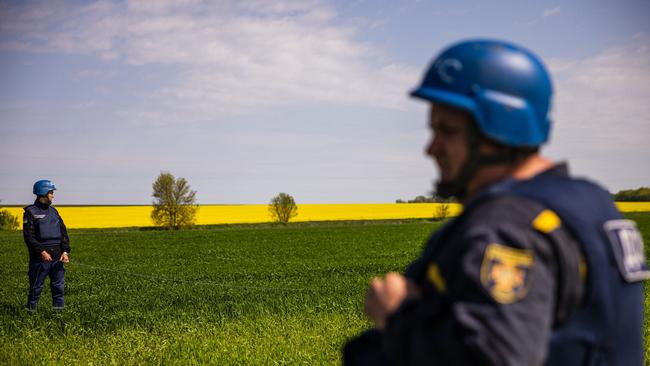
[613,187,650,202]
[396,194,455,204]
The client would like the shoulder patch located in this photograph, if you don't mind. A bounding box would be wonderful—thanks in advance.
[532,209,561,233]
[480,243,534,304]
[604,220,650,282]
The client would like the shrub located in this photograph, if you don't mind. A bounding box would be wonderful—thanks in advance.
[0,209,19,231]
[432,202,450,221]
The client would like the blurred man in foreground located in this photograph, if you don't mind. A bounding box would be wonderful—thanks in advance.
[344,39,648,365]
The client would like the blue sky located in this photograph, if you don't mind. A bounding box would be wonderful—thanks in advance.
[1,0,649,205]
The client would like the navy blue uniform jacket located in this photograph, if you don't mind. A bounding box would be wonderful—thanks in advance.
[344,164,648,365]
[23,200,70,257]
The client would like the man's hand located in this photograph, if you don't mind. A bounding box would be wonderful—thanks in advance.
[60,252,69,263]
[40,250,52,262]
[364,272,421,330]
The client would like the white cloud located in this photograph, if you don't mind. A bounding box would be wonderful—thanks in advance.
[126,0,204,15]
[431,5,480,17]
[74,69,117,80]
[0,0,418,124]
[548,36,650,147]
[546,35,650,189]
[516,6,561,26]
[543,7,561,17]
[237,0,331,17]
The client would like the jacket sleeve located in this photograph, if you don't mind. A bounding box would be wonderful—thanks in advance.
[23,210,44,256]
[343,329,392,366]
[59,214,70,253]
[380,220,561,366]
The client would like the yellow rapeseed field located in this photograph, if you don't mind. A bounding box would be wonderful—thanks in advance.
[614,202,650,212]
[3,204,462,229]
[2,202,649,229]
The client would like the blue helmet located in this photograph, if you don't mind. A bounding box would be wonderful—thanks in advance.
[33,180,56,196]
[411,39,553,147]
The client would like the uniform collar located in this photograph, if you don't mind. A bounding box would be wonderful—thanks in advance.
[34,199,51,210]
[465,162,570,207]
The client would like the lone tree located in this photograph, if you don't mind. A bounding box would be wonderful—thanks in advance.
[269,192,298,224]
[151,172,198,230]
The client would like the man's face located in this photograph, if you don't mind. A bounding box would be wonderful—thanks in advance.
[38,191,54,204]
[425,103,472,184]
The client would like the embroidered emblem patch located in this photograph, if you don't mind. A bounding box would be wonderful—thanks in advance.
[480,243,534,304]
[604,220,650,282]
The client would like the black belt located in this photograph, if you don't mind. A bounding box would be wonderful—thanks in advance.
[44,245,62,253]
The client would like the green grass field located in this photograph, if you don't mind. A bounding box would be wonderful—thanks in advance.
[1,215,649,364]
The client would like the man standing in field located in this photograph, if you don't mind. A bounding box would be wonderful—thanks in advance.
[23,180,71,312]
[344,40,648,365]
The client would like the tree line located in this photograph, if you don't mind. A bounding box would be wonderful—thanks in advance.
[612,187,650,201]
[396,194,454,203]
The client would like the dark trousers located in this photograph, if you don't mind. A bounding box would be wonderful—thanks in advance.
[27,246,65,310]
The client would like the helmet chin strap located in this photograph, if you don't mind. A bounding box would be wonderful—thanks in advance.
[434,124,528,201]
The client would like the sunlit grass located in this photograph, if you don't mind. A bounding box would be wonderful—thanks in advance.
[0,220,437,364]
[0,214,648,364]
